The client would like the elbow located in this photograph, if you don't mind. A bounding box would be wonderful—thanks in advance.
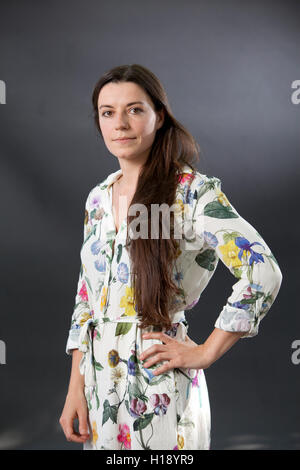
[274,265,283,291]
[268,264,283,300]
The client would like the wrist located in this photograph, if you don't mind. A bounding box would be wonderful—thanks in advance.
[67,381,85,396]
[197,344,214,369]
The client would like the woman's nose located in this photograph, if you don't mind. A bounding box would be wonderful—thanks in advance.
[114,113,129,129]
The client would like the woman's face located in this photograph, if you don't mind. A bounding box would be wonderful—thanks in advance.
[97,81,164,163]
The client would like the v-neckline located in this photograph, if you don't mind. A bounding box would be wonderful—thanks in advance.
[109,173,127,236]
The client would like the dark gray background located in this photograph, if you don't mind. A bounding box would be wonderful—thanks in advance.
[0,0,299,450]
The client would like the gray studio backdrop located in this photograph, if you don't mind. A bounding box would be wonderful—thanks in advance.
[0,0,299,450]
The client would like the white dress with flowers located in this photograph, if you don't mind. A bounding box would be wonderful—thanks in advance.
[65,164,282,450]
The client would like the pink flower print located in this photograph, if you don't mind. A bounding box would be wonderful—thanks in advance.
[117,423,131,449]
[243,286,253,299]
[129,398,147,418]
[192,370,200,388]
[79,280,88,302]
[92,328,98,340]
[149,393,171,416]
[178,173,194,184]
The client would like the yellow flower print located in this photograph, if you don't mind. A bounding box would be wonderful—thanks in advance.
[174,198,184,215]
[92,421,98,444]
[119,286,136,316]
[100,286,108,311]
[79,311,92,327]
[177,434,184,449]
[108,349,120,368]
[174,240,182,259]
[219,239,247,268]
[215,187,231,207]
[84,209,89,225]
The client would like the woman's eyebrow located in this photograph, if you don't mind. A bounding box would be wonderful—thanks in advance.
[99,101,145,110]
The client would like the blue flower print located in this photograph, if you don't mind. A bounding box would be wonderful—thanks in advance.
[175,272,183,283]
[128,355,138,376]
[203,231,218,248]
[235,237,265,266]
[143,367,156,382]
[231,301,251,310]
[91,239,106,256]
[117,262,129,284]
[95,253,106,272]
[183,187,194,207]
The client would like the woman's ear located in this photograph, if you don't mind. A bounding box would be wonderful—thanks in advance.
[156,109,165,130]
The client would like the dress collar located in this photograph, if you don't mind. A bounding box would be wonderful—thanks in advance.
[104,163,194,191]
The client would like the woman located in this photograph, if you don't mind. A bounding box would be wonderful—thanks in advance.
[59,64,283,450]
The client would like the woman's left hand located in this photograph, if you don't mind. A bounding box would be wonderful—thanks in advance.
[138,331,211,375]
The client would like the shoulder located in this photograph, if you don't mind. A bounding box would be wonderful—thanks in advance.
[85,169,120,208]
[178,164,222,199]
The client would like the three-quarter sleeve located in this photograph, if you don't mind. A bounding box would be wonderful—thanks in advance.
[65,191,94,355]
[193,175,283,338]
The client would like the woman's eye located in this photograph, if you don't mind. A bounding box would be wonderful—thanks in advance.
[101,107,142,117]
[129,107,143,114]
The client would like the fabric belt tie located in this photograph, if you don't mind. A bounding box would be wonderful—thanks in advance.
[78,310,187,388]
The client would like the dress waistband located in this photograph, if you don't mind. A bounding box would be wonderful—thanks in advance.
[93,310,186,324]
[78,309,187,387]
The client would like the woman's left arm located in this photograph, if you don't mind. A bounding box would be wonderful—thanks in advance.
[139,176,283,375]
[192,175,283,340]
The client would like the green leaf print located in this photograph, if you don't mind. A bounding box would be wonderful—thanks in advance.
[204,200,239,219]
[125,399,130,415]
[238,291,264,304]
[94,360,104,371]
[133,413,154,432]
[102,399,118,425]
[110,405,118,424]
[96,393,100,410]
[223,231,241,243]
[115,322,133,336]
[116,244,123,263]
[128,382,144,400]
[102,400,110,425]
[143,372,171,386]
[195,249,216,271]
[232,267,242,279]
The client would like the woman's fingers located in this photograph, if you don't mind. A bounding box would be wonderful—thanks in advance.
[139,344,166,362]
[78,411,90,438]
[142,352,169,369]
[63,418,89,443]
[140,331,173,361]
[59,399,90,443]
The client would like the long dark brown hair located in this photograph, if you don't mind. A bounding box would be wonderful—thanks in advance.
[92,64,201,331]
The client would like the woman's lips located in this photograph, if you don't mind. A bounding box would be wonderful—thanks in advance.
[114,138,136,143]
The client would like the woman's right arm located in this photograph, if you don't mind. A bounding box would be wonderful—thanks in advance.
[60,190,95,444]
[59,349,90,443]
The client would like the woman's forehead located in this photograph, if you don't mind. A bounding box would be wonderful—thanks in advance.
[97,81,149,107]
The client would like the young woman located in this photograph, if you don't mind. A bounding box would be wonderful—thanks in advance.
[59,64,283,450]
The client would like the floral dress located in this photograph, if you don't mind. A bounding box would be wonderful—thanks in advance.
[65,164,283,450]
